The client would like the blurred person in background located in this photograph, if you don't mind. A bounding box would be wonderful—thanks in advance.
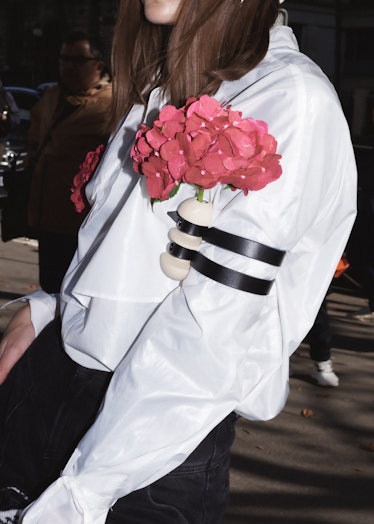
[27,31,112,293]
[304,300,339,387]
[347,175,374,323]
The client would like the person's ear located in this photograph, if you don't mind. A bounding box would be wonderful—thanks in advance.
[96,60,105,75]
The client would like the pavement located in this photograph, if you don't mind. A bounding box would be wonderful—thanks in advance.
[0,233,373,524]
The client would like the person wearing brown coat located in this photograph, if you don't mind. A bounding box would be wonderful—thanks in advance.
[27,31,112,293]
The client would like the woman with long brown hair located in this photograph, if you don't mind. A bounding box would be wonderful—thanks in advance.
[0,1,356,522]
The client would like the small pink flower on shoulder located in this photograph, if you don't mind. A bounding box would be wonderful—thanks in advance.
[71,144,105,213]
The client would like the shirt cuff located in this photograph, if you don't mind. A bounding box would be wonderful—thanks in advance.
[1,290,59,337]
[20,477,109,524]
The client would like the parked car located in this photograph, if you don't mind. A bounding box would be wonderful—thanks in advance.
[0,86,41,203]
[37,81,57,94]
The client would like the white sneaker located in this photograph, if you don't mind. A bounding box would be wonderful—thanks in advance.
[0,487,29,524]
[0,509,22,524]
[352,309,374,323]
[312,359,339,387]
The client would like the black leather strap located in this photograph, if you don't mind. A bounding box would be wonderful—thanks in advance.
[167,242,196,260]
[167,211,207,237]
[168,210,286,266]
[204,228,285,266]
[191,252,274,295]
[166,209,284,294]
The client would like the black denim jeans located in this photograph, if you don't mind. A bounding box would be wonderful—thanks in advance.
[107,413,237,524]
[0,318,237,522]
[0,318,112,500]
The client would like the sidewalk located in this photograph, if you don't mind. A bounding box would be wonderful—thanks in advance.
[226,282,374,523]
[0,236,373,524]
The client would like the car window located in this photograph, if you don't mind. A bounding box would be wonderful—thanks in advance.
[10,92,40,111]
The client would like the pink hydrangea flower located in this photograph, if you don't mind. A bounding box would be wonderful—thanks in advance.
[130,94,282,202]
[71,144,105,213]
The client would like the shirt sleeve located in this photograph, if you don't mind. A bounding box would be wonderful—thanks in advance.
[28,291,60,335]
[20,65,357,523]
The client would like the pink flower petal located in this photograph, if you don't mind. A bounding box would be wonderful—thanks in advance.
[223,127,256,157]
[184,166,220,189]
[145,128,168,150]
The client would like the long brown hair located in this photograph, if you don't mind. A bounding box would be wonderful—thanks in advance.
[110,0,279,128]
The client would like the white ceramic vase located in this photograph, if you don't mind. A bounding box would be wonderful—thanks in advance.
[160,197,213,280]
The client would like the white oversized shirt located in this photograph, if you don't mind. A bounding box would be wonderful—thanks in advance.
[21,26,357,523]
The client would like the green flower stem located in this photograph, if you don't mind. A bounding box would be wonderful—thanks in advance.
[196,187,205,202]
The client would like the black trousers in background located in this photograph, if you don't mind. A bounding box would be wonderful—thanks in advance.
[305,300,332,362]
[0,319,237,523]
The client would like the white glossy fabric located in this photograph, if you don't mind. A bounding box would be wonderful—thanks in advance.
[21,26,357,523]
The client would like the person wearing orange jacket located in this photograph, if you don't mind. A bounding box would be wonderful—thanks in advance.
[27,31,112,293]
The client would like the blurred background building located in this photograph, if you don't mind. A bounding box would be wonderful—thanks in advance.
[0,0,374,137]
[0,0,118,86]
[286,0,374,138]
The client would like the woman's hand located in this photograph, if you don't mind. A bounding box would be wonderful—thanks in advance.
[0,304,36,384]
